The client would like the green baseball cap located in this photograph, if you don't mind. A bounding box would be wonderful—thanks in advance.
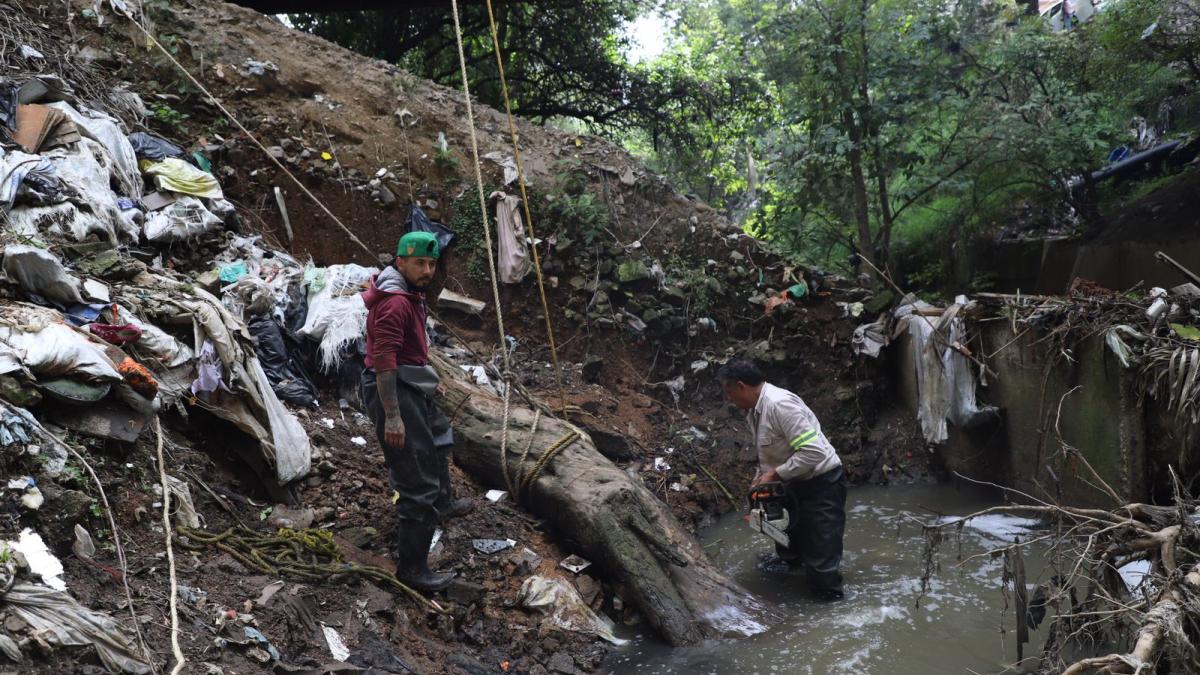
[397,231,439,259]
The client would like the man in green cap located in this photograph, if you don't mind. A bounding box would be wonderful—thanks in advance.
[360,231,470,593]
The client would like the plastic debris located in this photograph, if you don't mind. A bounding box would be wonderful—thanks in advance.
[89,322,142,346]
[128,131,186,162]
[10,529,66,590]
[5,582,151,673]
[219,261,249,283]
[350,436,366,447]
[517,575,626,645]
[485,489,508,502]
[558,554,592,574]
[143,196,222,242]
[472,538,516,554]
[298,264,376,372]
[142,158,223,199]
[322,625,350,662]
[0,305,123,381]
[244,626,280,662]
[2,244,84,305]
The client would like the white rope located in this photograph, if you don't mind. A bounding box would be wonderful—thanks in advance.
[154,418,186,675]
[449,0,515,465]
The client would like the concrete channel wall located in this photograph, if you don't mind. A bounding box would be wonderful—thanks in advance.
[892,321,1185,508]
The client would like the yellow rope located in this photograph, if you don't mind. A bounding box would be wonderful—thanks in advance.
[119,10,375,259]
[449,0,516,478]
[483,0,567,412]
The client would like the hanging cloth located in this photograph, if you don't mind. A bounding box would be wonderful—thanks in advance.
[490,190,531,284]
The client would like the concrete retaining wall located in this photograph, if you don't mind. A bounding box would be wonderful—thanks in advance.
[891,321,1182,507]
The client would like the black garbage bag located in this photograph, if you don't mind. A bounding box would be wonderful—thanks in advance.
[128,132,187,162]
[248,315,319,407]
[405,204,455,251]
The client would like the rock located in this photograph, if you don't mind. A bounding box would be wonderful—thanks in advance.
[573,574,601,606]
[581,356,603,384]
[864,290,896,315]
[581,426,634,461]
[77,250,145,280]
[547,651,576,674]
[267,146,286,160]
[616,260,650,283]
[38,488,91,549]
[371,184,397,208]
[568,276,588,291]
[338,526,374,547]
[834,387,856,403]
[662,286,687,307]
[446,579,485,605]
[730,250,745,262]
[438,289,486,315]
[0,376,40,407]
[59,241,114,261]
[641,308,660,322]
[590,290,610,307]
[267,505,315,529]
[509,547,542,575]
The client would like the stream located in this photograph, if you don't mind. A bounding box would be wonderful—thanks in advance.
[607,483,1061,674]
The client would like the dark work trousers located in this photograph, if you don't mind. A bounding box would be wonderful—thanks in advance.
[776,466,847,595]
[360,369,451,527]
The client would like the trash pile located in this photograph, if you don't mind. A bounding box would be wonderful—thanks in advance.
[0,62,434,669]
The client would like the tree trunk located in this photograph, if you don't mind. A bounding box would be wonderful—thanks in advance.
[432,356,768,646]
[832,32,875,272]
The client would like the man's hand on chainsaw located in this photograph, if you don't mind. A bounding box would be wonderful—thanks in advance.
[752,468,780,487]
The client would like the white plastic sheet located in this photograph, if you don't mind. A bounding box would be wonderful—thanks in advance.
[517,575,627,645]
[0,306,122,381]
[896,296,997,444]
[2,244,84,305]
[491,191,531,284]
[299,264,376,372]
[143,196,222,242]
[104,304,194,368]
[10,138,129,242]
[5,582,152,673]
[46,102,142,200]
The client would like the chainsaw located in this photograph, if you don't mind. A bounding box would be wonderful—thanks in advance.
[747,481,791,548]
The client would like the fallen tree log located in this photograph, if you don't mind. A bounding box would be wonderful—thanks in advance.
[433,355,767,646]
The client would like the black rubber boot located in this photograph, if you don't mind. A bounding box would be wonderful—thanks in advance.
[438,497,475,521]
[395,523,453,593]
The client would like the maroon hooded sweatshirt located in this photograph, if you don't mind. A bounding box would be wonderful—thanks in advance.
[361,266,428,372]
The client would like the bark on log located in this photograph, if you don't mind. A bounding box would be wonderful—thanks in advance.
[433,355,767,646]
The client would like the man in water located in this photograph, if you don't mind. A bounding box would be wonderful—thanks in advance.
[360,231,469,593]
[719,358,847,600]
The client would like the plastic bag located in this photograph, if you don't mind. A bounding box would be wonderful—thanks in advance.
[404,204,454,251]
[143,197,222,242]
[47,102,141,199]
[141,157,222,199]
[299,264,376,372]
[0,149,68,209]
[0,317,122,382]
[127,132,185,162]
[517,576,627,645]
[249,315,318,407]
[2,245,84,306]
[103,304,193,368]
[5,582,152,674]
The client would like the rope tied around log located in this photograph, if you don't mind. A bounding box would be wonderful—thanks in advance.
[175,526,447,613]
[517,429,581,500]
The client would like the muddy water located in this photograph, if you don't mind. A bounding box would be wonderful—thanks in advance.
[608,484,1054,674]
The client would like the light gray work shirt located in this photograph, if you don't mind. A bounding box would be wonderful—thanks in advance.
[747,382,842,481]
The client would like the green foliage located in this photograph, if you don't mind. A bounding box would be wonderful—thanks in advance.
[151,103,190,136]
[639,0,1197,281]
[448,189,492,283]
[545,192,609,247]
